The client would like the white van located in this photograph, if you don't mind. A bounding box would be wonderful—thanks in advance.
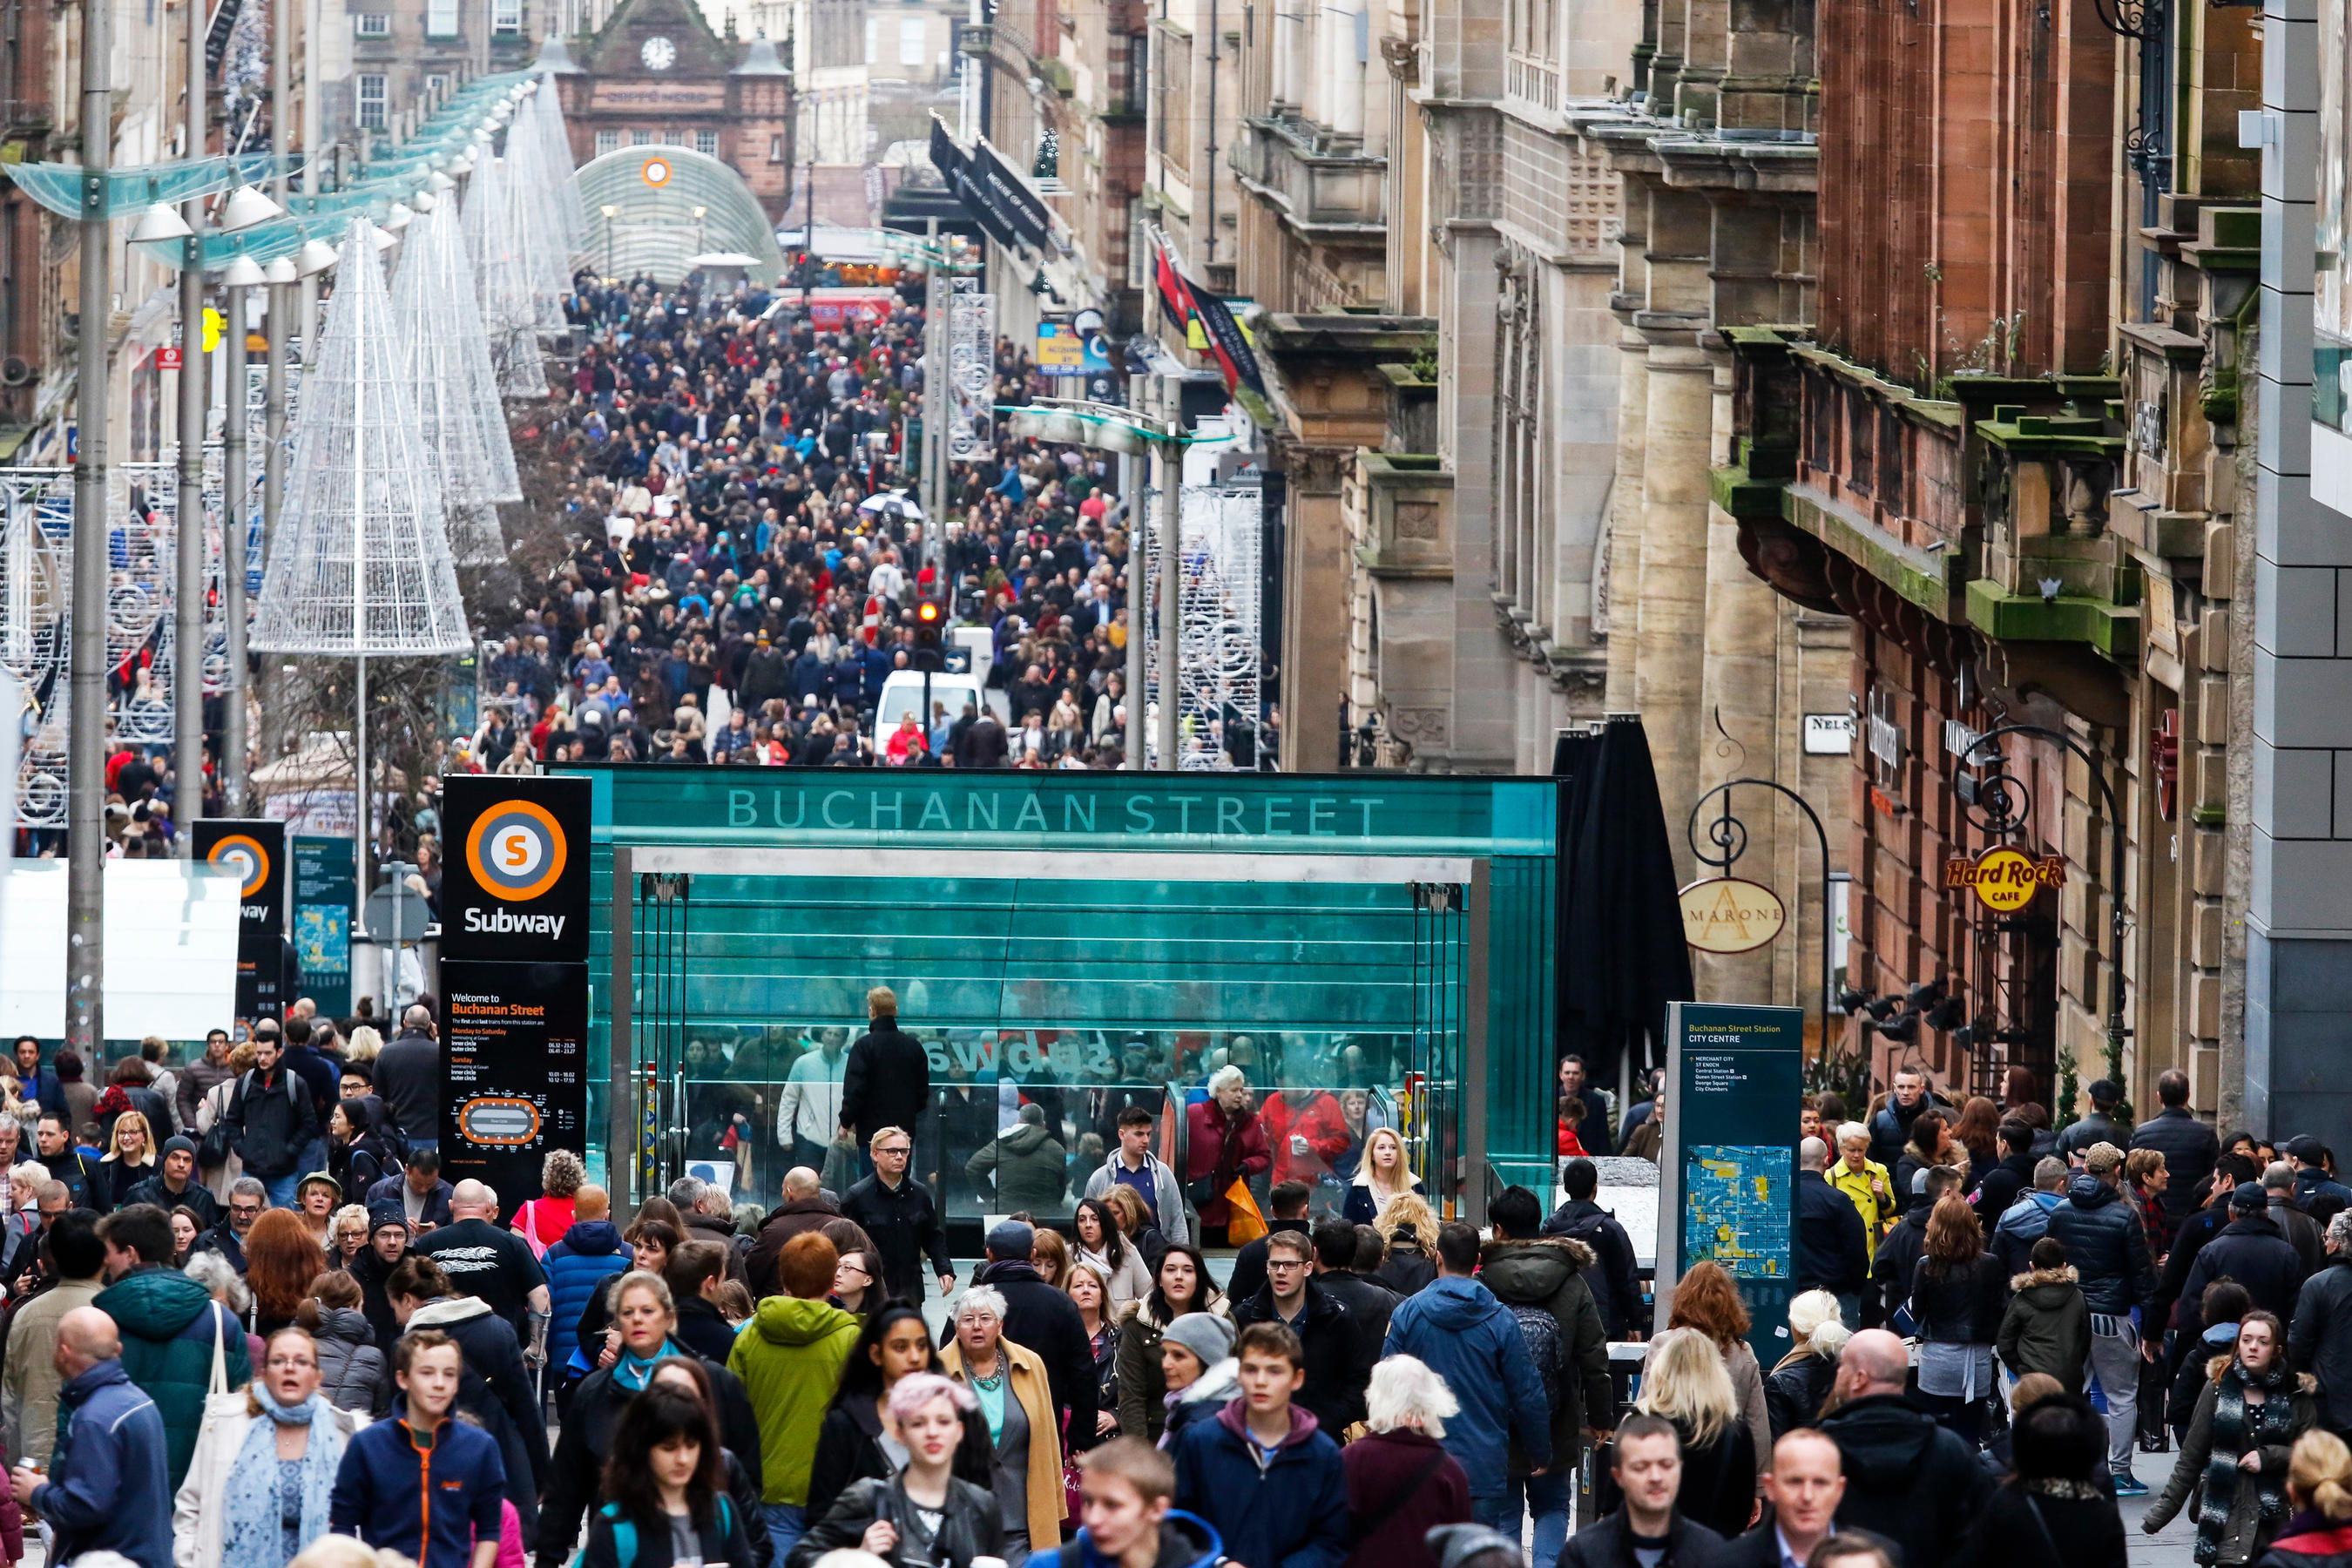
[871,669,986,754]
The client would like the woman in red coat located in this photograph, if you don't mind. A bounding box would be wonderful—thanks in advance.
[1184,1066,1271,1246]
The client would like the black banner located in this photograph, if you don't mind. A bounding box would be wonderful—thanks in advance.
[966,138,1054,251]
[193,819,287,1026]
[1182,278,1267,397]
[929,116,965,192]
[440,775,591,965]
[438,957,589,1206]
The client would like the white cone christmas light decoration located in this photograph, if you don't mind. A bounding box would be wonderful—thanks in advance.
[392,203,510,564]
[463,152,548,398]
[250,219,470,657]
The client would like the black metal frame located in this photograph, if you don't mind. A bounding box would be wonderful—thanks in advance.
[1684,778,1836,1025]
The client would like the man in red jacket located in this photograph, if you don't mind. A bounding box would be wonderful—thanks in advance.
[1265,1085,1352,1193]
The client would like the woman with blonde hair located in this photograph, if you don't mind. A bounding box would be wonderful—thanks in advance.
[342,1026,382,1064]
[97,1108,158,1208]
[1344,1126,1422,1227]
[325,1205,369,1272]
[2262,1430,2352,1567]
[1764,1289,1852,1439]
[1666,1260,1772,1488]
[1632,1326,1756,1538]
[1374,1190,1441,1295]
[1343,1356,1472,1568]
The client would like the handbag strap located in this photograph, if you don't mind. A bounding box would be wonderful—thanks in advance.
[1355,1446,1450,1540]
[206,1301,228,1396]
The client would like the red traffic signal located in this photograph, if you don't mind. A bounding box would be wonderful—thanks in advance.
[916,598,942,626]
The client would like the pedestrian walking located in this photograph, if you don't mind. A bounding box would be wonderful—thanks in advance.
[2146,1311,2319,1565]
[727,1232,862,1553]
[1815,1329,1988,1568]
[2046,1141,2159,1490]
[941,1285,1068,1558]
[1556,1413,1725,1568]
[328,1330,507,1568]
[1171,1321,1348,1568]
[1999,1235,2092,1396]
[172,1325,363,1568]
[1339,1356,1471,1568]
[10,1307,173,1568]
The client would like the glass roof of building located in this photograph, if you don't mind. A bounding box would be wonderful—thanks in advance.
[576,146,786,285]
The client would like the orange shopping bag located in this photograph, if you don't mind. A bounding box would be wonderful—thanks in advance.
[1225,1179,1268,1244]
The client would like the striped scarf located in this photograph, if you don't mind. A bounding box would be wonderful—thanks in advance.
[2195,1360,2300,1564]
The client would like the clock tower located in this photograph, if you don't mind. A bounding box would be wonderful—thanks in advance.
[552,0,796,212]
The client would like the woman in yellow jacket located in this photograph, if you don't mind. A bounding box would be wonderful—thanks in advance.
[1831,1122,1898,1247]
[940,1285,1066,1562]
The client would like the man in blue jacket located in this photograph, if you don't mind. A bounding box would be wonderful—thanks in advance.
[331,1329,507,1568]
[10,1306,172,1568]
[1172,1321,1348,1568]
[1382,1220,1554,1524]
[2046,1142,2159,1493]
[543,1182,632,1404]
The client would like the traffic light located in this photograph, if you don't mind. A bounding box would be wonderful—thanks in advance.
[912,597,944,671]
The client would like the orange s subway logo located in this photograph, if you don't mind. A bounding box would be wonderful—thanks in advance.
[464,801,567,903]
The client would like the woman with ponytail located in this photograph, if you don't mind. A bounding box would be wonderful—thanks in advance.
[1764,1289,1851,1439]
[2259,1432,2352,1568]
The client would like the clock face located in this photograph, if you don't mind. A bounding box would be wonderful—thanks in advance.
[641,34,677,69]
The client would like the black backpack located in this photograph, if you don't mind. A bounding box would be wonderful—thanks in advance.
[1509,1303,1566,1416]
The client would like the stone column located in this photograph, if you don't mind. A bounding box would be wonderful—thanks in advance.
[1631,321,1714,881]
[1603,328,1650,709]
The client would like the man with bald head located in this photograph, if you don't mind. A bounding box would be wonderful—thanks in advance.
[748,1165,843,1300]
[1713,1429,1850,1568]
[1815,1330,1986,1568]
[416,1176,551,1344]
[9,1305,171,1568]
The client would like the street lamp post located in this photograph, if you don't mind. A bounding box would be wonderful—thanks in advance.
[172,0,208,850]
[65,0,113,1053]
[601,203,617,278]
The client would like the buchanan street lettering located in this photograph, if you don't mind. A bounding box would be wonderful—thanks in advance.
[718,782,1390,839]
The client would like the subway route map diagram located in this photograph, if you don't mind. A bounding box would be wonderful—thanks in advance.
[1684,1145,1789,1279]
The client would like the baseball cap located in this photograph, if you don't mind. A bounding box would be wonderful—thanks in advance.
[2231,1181,2267,1212]
[2288,1134,2328,1162]
[986,1220,1035,1259]
[2085,1142,2125,1175]
[2086,1079,2120,1105]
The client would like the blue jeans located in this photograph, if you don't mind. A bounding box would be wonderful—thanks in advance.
[1508,1469,1571,1568]
[261,1170,301,1209]
[1469,1494,1512,1531]
[763,1504,806,1558]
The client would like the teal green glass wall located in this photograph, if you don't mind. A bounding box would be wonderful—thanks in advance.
[564,768,1557,1206]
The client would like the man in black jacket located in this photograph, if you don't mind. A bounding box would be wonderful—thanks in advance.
[841,1126,956,1303]
[121,1138,220,1229]
[1972,1120,2041,1219]
[1229,1228,1369,1435]
[1816,1330,1989,1568]
[2130,1068,2220,1226]
[1796,1138,1869,1301]
[2046,1143,2159,1490]
[1544,1158,1646,1339]
[1865,1067,1946,1175]
[33,1113,106,1212]
[2180,1182,2308,1326]
[222,1032,321,1210]
[1227,1180,1314,1306]
[2291,1209,2352,1436]
[837,987,931,1175]
[2055,1078,2126,1162]
[956,1220,1097,1443]
[1313,1220,1399,1349]
[1557,1414,1724,1568]
[371,1004,441,1153]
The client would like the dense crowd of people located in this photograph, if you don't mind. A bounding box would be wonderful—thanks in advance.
[21,983,2352,1568]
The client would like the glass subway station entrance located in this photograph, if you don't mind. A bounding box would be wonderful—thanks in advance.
[565,768,1557,1232]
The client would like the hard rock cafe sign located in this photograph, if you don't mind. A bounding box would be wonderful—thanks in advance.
[1943,844,2066,912]
[1678,877,1789,955]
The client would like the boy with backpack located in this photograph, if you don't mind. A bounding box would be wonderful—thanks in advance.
[1482,1185,1613,1568]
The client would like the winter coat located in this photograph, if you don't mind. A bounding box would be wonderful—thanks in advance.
[942,1335,1068,1547]
[542,1220,632,1372]
[2293,1255,2352,1431]
[330,1410,508,1568]
[120,1172,220,1230]
[1182,1101,1270,1230]
[672,1295,739,1362]
[966,1119,1071,1213]
[1974,1151,2042,1222]
[537,1348,765,1568]
[1992,1189,2065,1276]
[1955,1479,2129,1568]
[222,1064,320,1179]
[1816,1391,1992,1568]
[1172,1400,1349,1568]
[837,1020,931,1146]
[963,1258,1098,1438]
[312,1304,389,1411]
[2178,1326,2247,1431]
[1543,1198,1646,1337]
[1113,1294,1231,1441]
[2,1274,104,1463]
[1910,1253,2008,1344]
[1076,1240,1153,1317]
[371,1032,441,1149]
[366,1171,455,1229]
[36,1358,173,1568]
[1375,1240,1437,1296]
[1084,1152,1193,1247]
[92,1264,253,1489]
[1869,1096,1944,1182]
[1829,1158,1899,1250]
[1658,1418,1754,1542]
[1999,1264,2092,1393]
[1263,1091,1351,1188]
[788,1474,1005,1568]
[1315,1270,1400,1359]
[2259,1512,2352,1568]
[2146,1358,2319,1565]
[1342,1173,1423,1229]
[1558,1508,1723,1568]
[172,1392,367,1568]
[727,1294,862,1504]
[1478,1236,1612,1472]
[747,1195,843,1299]
[1764,1346,1838,1438]
[2187,1214,2311,1321]
[2047,1174,2159,1314]
[1338,1427,1471,1568]
[2274,1200,2325,1274]
[1870,1207,1932,1327]
[1160,1357,1242,1450]
[1043,1511,1222,1568]
[1228,1279,1371,1436]
[578,1497,756,1568]
[1382,1274,1553,1498]
[394,1297,551,1546]
[2056,1109,2126,1162]
[841,1172,953,1306]
[1797,1169,1871,1294]
[1720,1340,1773,1497]
[2133,1106,2222,1224]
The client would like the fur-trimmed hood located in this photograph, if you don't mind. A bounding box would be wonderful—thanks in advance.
[2207,1352,2321,1394]
[2009,1264,2080,1291]
[1478,1234,1597,1270]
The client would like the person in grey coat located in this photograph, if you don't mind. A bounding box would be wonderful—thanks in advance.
[300,1284,388,1413]
[1081,1108,1192,1247]
[965,1104,1070,1216]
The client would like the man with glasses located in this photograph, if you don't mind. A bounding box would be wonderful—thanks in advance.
[192,1178,267,1274]
[1228,1226,1369,1437]
[840,1126,954,1305]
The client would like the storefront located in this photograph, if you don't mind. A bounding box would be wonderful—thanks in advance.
[563,767,1558,1231]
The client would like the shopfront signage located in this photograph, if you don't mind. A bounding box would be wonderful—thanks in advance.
[1802,713,1854,755]
[1677,877,1788,955]
[1943,844,2065,911]
[192,819,285,1026]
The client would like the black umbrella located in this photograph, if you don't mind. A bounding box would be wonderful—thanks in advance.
[1554,714,1693,1104]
